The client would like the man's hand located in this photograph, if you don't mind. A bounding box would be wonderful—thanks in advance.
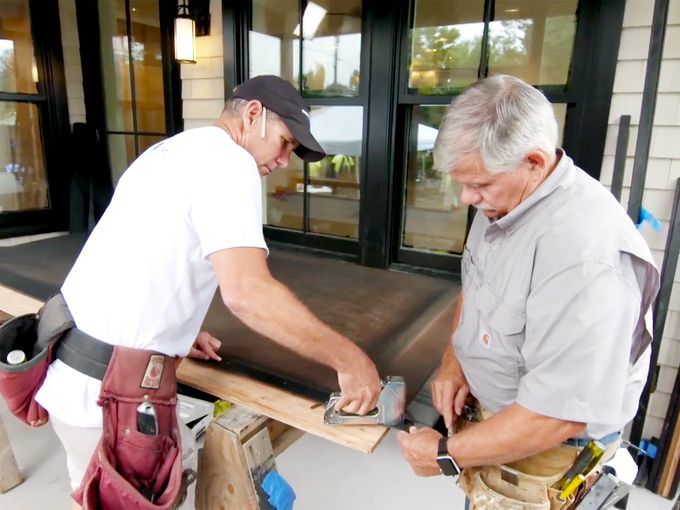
[334,352,381,416]
[188,331,222,361]
[431,346,469,431]
[396,426,443,477]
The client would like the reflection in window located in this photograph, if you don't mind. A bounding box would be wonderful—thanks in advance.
[0,102,48,212]
[250,0,300,88]
[401,102,568,255]
[301,0,362,97]
[0,0,38,94]
[251,0,362,97]
[308,106,362,238]
[107,134,136,186]
[101,1,134,133]
[130,0,166,133]
[98,0,169,184]
[402,105,467,254]
[263,107,362,238]
[409,0,578,94]
[264,154,305,231]
[409,0,485,94]
[488,1,577,86]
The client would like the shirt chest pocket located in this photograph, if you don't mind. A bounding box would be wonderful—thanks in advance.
[473,285,525,379]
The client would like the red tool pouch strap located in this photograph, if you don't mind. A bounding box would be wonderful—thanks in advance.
[73,346,184,510]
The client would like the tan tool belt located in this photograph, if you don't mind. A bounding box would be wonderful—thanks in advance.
[456,406,618,510]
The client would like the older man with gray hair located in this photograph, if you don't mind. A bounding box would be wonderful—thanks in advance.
[397,75,659,506]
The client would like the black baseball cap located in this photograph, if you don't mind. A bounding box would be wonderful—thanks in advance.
[232,75,326,162]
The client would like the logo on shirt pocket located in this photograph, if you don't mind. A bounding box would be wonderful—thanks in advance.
[479,330,491,349]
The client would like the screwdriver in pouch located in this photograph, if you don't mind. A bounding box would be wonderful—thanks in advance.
[553,440,605,491]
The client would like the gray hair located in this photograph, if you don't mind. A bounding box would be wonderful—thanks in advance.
[433,75,558,174]
[222,98,280,122]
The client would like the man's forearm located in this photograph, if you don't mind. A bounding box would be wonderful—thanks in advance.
[447,403,585,468]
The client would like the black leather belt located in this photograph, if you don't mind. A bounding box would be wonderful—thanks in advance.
[54,328,113,380]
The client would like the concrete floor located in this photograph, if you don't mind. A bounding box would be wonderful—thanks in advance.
[1,400,676,510]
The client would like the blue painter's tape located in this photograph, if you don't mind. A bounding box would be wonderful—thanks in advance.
[636,207,663,232]
[640,439,658,459]
[262,471,296,510]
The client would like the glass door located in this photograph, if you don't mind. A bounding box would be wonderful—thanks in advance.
[396,0,578,271]
[97,0,172,186]
[0,0,48,214]
[249,0,365,254]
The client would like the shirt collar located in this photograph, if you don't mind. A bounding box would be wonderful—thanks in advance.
[486,149,575,236]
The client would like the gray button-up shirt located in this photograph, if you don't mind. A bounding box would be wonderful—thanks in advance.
[455,151,660,438]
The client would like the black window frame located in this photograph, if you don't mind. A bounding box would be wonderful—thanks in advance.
[223,0,625,272]
[0,0,71,239]
[76,0,183,165]
[391,0,626,273]
[226,0,370,259]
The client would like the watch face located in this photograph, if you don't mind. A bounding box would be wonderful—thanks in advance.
[436,455,460,477]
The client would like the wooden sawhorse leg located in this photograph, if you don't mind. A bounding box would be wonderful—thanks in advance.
[0,413,22,493]
[195,405,302,510]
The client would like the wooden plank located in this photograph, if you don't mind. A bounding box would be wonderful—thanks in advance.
[177,359,388,454]
[660,414,680,497]
[0,284,388,453]
[0,285,42,316]
[0,414,22,493]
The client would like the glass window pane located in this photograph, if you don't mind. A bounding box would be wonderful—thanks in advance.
[0,102,47,212]
[108,134,135,186]
[488,0,578,86]
[409,0,484,94]
[0,0,37,94]
[264,154,304,231]
[302,0,362,97]
[553,102,567,146]
[99,0,134,132]
[308,106,361,238]
[250,0,300,88]
[401,105,467,254]
[130,0,166,133]
[138,135,165,154]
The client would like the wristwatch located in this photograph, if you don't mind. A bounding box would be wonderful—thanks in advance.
[436,436,461,477]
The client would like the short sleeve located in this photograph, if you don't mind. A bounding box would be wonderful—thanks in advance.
[189,147,268,258]
[516,258,642,424]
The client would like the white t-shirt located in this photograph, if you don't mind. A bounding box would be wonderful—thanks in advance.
[36,126,268,427]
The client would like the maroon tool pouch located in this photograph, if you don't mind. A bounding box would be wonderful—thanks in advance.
[0,294,74,426]
[73,346,185,510]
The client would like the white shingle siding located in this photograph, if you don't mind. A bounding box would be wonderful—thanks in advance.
[180,0,225,130]
[611,0,680,441]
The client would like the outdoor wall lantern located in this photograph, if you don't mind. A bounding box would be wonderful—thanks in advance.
[175,0,196,64]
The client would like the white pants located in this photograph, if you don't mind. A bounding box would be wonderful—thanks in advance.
[51,414,197,509]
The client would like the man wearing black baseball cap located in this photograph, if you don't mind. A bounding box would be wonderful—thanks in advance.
[212,74,326,177]
[39,74,381,507]
[231,74,326,163]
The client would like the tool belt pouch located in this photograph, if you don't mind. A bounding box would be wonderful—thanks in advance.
[459,445,582,510]
[73,346,184,510]
[0,294,74,426]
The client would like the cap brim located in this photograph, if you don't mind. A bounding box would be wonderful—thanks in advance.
[280,117,326,162]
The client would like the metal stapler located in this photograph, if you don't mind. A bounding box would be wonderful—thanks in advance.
[323,376,406,427]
